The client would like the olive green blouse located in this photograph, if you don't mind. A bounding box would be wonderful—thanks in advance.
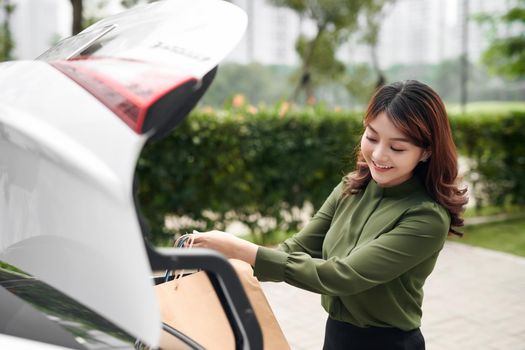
[253,176,450,331]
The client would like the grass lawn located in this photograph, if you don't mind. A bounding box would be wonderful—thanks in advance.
[446,101,525,115]
[463,205,525,218]
[449,217,525,257]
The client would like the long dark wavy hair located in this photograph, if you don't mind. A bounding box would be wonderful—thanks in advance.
[343,80,468,236]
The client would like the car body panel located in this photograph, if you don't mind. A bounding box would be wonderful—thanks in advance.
[0,0,247,347]
[0,64,155,344]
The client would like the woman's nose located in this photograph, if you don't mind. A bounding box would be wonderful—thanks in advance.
[372,145,388,161]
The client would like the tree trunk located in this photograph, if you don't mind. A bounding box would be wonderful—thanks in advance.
[291,22,327,103]
[71,0,83,35]
[370,44,385,89]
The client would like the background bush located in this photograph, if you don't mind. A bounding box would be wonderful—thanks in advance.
[136,108,525,245]
[451,111,525,209]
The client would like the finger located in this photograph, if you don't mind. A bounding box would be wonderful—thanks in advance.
[184,236,199,247]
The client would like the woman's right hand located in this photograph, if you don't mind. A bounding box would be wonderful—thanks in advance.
[190,230,258,265]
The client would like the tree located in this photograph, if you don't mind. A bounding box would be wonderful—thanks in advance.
[0,0,15,61]
[342,0,395,104]
[269,0,392,103]
[70,0,114,35]
[293,30,346,103]
[359,0,394,89]
[479,0,525,79]
[70,0,83,35]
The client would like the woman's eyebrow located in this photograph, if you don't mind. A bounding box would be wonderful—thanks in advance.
[368,125,411,142]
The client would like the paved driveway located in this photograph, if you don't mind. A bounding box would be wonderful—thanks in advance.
[261,241,525,350]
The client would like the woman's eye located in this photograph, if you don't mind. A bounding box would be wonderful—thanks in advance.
[366,136,377,142]
[391,147,405,152]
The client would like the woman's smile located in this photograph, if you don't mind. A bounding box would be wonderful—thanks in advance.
[371,160,393,170]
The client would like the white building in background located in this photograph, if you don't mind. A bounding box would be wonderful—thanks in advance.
[230,0,513,68]
[3,0,71,60]
[357,0,514,68]
[0,0,515,65]
[228,0,302,65]
[361,0,442,66]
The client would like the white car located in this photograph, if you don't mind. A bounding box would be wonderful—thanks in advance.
[0,0,262,348]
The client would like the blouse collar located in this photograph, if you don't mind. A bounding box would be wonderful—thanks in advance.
[369,176,425,198]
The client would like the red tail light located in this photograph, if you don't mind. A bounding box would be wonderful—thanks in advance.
[51,57,197,134]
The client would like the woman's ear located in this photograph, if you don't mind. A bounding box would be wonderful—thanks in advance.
[420,150,431,162]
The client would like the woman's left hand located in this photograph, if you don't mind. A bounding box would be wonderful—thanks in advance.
[190,230,258,266]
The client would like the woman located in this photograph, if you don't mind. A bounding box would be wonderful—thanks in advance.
[189,80,468,349]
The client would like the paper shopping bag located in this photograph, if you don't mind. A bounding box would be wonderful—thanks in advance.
[155,259,290,350]
[228,259,289,349]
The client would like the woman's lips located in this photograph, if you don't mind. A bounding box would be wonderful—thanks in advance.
[372,160,393,172]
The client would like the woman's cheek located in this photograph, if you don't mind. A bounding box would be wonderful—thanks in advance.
[360,138,372,160]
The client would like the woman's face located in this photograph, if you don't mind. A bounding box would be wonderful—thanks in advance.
[360,112,429,188]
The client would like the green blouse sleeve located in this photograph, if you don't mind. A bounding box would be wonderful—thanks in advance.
[276,182,342,257]
[254,202,450,295]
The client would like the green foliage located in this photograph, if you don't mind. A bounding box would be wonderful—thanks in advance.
[136,108,362,245]
[451,111,525,209]
[295,31,346,84]
[199,63,376,109]
[344,64,377,105]
[483,37,525,78]
[0,0,16,61]
[446,102,525,114]
[478,0,525,78]
[120,0,156,8]
[464,204,525,218]
[197,60,525,111]
[137,108,525,245]
[0,30,14,61]
[271,0,306,13]
[201,64,294,107]
[269,0,391,102]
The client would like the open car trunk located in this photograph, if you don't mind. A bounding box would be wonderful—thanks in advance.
[0,1,263,349]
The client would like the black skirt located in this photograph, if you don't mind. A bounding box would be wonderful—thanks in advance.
[323,317,425,350]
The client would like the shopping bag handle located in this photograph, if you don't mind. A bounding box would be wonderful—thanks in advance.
[163,233,196,284]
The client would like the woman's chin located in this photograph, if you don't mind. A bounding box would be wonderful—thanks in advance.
[370,169,409,188]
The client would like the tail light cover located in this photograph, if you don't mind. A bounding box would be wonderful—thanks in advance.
[51,57,197,134]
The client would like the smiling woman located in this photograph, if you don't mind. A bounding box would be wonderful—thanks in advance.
[347,80,468,236]
[190,80,469,350]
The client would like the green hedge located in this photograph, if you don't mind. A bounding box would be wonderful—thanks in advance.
[451,111,525,208]
[136,109,525,245]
